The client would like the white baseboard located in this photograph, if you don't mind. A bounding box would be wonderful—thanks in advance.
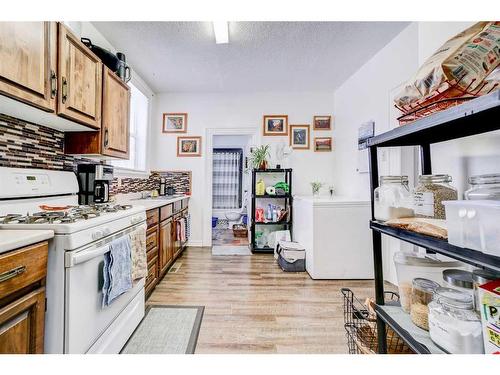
[186,240,203,247]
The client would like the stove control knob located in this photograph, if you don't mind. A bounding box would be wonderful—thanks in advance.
[103,227,111,236]
[92,230,104,240]
[131,216,141,225]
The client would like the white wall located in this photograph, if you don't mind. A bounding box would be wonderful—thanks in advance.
[150,91,335,246]
[333,23,419,284]
[333,21,500,284]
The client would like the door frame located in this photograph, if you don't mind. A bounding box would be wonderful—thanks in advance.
[203,127,260,247]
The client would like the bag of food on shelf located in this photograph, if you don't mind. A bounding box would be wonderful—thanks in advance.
[395,22,500,108]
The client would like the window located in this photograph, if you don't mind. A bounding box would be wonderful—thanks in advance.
[111,82,149,172]
[212,148,243,209]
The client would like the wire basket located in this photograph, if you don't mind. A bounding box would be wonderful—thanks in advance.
[341,288,414,354]
[395,77,499,126]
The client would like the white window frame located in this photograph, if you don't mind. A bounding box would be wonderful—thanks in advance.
[111,73,154,179]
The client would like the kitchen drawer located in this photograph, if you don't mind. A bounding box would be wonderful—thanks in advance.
[0,242,48,300]
[173,200,182,213]
[146,209,159,228]
[146,227,158,251]
[146,246,157,264]
[160,204,173,221]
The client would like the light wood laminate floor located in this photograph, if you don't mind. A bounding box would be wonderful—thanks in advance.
[147,247,383,354]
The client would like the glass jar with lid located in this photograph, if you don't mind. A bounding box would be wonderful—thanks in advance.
[414,174,458,219]
[428,287,484,354]
[465,173,500,200]
[374,176,414,221]
[410,278,440,331]
[442,269,474,297]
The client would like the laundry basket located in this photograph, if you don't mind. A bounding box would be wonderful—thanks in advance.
[341,288,413,354]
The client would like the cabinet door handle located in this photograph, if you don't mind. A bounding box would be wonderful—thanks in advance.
[104,129,109,148]
[50,70,57,98]
[61,77,68,103]
[0,266,26,283]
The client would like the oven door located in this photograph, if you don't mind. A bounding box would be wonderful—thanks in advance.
[64,223,146,354]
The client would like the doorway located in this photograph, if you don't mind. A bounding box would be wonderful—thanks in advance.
[203,128,259,250]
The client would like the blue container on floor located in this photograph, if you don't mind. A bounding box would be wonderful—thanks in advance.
[212,217,218,228]
[242,214,248,226]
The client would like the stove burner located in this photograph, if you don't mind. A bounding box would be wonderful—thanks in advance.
[0,203,134,225]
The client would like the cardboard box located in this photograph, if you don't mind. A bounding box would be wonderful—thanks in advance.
[479,279,500,354]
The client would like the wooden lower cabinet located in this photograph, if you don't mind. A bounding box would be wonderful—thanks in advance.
[145,202,189,298]
[0,241,48,354]
[159,218,173,278]
[0,288,45,354]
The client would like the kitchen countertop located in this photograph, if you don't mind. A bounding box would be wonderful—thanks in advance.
[0,229,54,254]
[117,194,189,210]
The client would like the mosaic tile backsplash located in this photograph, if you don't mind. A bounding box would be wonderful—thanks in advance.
[0,113,191,195]
[0,113,71,170]
[110,171,192,195]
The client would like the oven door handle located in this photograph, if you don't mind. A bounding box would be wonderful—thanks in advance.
[65,223,146,267]
[67,244,110,267]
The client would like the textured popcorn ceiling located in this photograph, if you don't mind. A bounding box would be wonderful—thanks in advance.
[92,21,409,93]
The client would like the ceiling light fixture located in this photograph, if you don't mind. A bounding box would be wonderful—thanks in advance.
[213,21,229,44]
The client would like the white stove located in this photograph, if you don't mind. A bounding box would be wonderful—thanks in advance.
[0,167,146,354]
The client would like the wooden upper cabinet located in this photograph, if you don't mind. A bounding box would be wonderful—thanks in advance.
[102,66,130,158]
[0,22,57,112]
[57,24,102,129]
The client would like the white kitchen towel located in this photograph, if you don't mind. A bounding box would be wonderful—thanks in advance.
[102,236,133,307]
[129,226,147,280]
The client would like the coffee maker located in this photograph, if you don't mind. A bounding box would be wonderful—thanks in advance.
[76,164,114,204]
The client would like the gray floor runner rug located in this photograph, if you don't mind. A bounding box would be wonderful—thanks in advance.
[121,305,204,354]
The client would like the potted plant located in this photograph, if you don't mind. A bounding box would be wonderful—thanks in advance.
[250,145,270,170]
[311,181,323,196]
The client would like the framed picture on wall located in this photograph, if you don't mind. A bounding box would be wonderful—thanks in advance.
[289,124,310,150]
[177,136,202,157]
[314,137,332,152]
[263,115,288,136]
[313,115,332,130]
[163,113,188,133]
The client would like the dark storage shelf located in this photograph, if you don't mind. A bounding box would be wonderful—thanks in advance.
[370,221,500,272]
[367,91,500,147]
[368,91,500,354]
[374,304,447,354]
[250,168,293,253]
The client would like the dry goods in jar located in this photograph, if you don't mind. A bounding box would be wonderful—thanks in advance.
[410,278,440,331]
[414,175,457,219]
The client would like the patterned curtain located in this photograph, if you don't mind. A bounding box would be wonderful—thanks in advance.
[212,149,242,209]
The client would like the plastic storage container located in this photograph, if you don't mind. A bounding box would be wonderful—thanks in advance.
[428,287,484,354]
[443,200,500,256]
[374,176,414,221]
[465,173,500,200]
[393,252,464,313]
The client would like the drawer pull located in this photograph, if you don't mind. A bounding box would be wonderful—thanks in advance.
[0,266,26,283]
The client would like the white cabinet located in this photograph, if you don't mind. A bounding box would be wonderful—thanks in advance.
[293,196,374,279]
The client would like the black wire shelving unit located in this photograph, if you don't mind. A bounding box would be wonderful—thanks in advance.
[367,90,500,354]
[250,168,293,253]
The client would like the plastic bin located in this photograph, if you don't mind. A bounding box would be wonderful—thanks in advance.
[393,251,464,313]
[444,200,500,256]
